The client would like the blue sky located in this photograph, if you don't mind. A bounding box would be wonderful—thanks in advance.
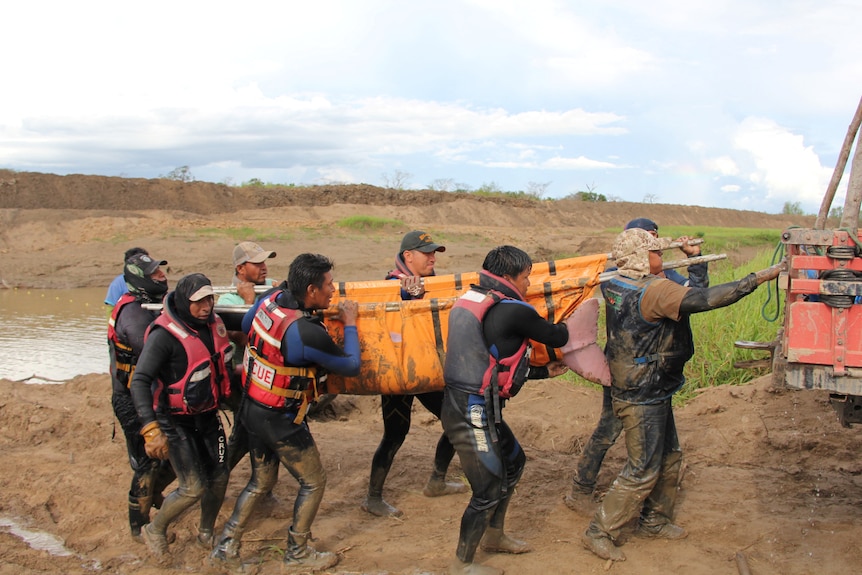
[2,1,861,214]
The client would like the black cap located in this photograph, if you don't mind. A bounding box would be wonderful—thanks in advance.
[399,230,446,254]
[624,218,658,233]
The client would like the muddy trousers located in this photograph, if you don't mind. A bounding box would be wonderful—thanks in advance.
[112,392,176,535]
[149,412,229,537]
[588,399,682,540]
[441,388,525,563]
[574,386,622,493]
[219,400,326,545]
[368,392,456,496]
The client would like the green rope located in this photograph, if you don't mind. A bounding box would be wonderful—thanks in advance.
[761,240,786,322]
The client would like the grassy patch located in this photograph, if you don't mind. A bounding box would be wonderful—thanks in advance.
[191,227,292,241]
[336,215,404,230]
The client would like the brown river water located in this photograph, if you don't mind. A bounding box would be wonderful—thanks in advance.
[0,287,109,382]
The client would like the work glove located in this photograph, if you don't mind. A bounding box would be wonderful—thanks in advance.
[754,259,787,285]
[140,421,170,461]
[400,275,425,298]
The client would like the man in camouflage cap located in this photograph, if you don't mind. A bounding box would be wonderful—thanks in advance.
[581,228,785,562]
[566,225,710,515]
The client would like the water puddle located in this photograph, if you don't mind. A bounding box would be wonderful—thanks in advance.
[0,287,108,382]
[0,516,75,556]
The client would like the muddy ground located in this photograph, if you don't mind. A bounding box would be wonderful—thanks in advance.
[2,171,858,575]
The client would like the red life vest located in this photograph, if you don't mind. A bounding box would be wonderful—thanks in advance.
[242,293,320,423]
[107,293,138,389]
[146,304,233,415]
[445,287,532,399]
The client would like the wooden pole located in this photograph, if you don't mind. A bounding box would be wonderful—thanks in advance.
[816,95,862,230]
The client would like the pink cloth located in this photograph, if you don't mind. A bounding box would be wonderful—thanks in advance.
[560,298,611,386]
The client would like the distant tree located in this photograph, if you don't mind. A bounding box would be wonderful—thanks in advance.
[244,178,265,187]
[828,206,843,221]
[643,193,658,204]
[525,181,551,199]
[454,182,473,192]
[165,165,194,182]
[476,181,502,194]
[221,176,235,187]
[382,170,412,190]
[428,178,454,192]
[575,191,607,202]
[782,201,804,215]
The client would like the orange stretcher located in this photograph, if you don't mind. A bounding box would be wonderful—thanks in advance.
[321,253,607,395]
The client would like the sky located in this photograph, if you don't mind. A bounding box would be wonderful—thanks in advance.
[2,0,861,215]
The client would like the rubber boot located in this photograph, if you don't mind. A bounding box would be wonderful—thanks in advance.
[360,466,402,517]
[282,527,339,574]
[210,523,244,568]
[129,495,149,542]
[423,474,468,497]
[479,527,531,554]
[196,528,214,550]
[581,528,625,562]
[449,558,504,575]
[141,523,169,557]
[563,482,597,515]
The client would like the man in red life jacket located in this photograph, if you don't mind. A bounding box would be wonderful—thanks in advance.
[129,273,233,558]
[210,253,361,574]
[107,253,174,542]
[442,245,571,575]
[362,230,468,518]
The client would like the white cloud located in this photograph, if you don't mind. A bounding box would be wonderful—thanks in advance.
[733,117,832,206]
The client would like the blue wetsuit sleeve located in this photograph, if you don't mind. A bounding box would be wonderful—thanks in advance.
[284,321,361,376]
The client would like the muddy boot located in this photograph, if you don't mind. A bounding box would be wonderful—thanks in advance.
[636,521,688,540]
[581,530,625,562]
[360,494,402,517]
[563,487,597,516]
[141,523,169,558]
[282,527,339,574]
[129,498,149,543]
[448,558,504,575]
[210,529,244,569]
[196,528,215,550]
[423,476,468,497]
[479,527,531,554]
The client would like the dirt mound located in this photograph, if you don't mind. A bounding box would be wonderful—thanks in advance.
[0,170,812,289]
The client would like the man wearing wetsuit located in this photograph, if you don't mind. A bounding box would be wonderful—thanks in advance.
[362,230,467,518]
[211,253,361,574]
[442,245,570,575]
[108,253,174,541]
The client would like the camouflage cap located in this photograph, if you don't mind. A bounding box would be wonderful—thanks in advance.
[612,228,673,279]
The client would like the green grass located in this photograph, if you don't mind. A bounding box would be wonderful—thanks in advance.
[560,245,785,406]
[191,227,292,241]
[336,215,404,230]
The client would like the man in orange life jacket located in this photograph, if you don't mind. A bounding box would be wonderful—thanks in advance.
[361,230,468,518]
[210,253,360,574]
[581,228,785,562]
[107,253,175,542]
[129,273,233,558]
[442,245,571,575]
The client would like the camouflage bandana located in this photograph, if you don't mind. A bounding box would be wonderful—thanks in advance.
[612,228,673,280]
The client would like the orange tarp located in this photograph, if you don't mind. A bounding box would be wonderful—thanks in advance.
[322,253,607,395]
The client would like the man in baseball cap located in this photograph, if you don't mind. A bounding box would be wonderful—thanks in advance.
[220,242,278,307]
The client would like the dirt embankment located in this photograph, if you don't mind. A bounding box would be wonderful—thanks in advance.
[0,170,812,289]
